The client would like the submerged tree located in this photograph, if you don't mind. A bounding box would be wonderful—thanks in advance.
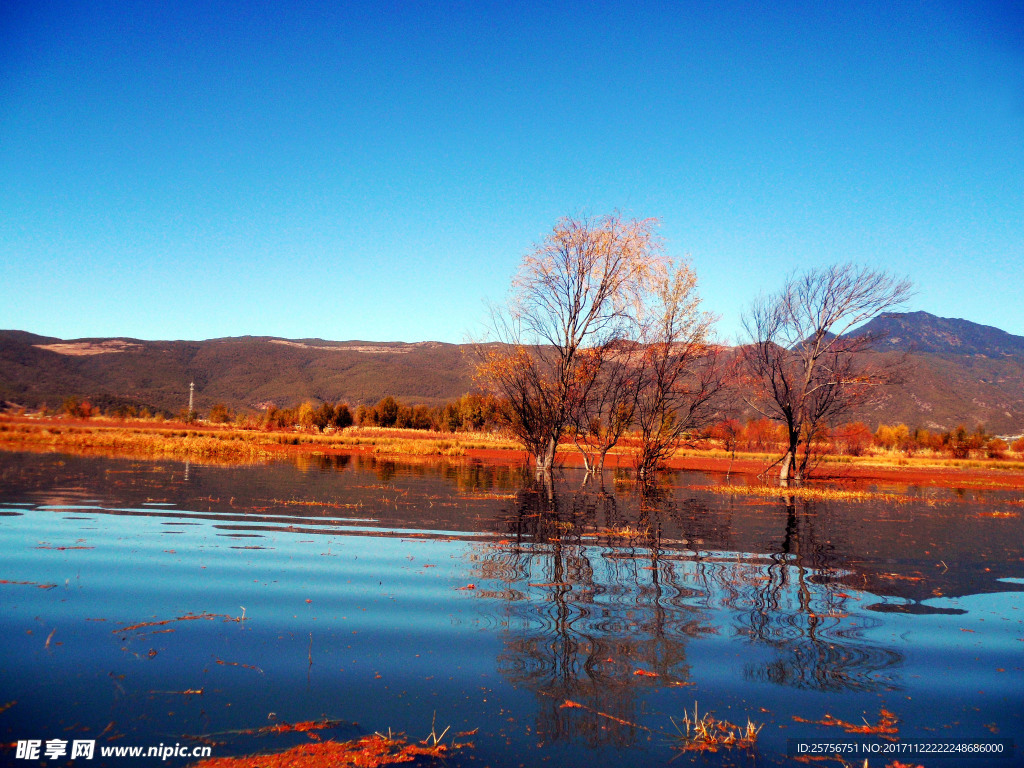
[741,264,912,485]
[478,215,662,472]
[632,260,723,481]
[479,215,722,482]
[567,341,642,474]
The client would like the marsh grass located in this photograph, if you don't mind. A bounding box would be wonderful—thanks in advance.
[2,417,1022,477]
[189,731,465,768]
[556,695,761,754]
[705,484,914,504]
[0,420,517,463]
[0,422,277,462]
[668,702,762,753]
[598,524,650,539]
[824,453,1024,472]
[372,438,466,457]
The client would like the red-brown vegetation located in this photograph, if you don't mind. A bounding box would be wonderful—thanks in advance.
[793,707,899,741]
[190,733,460,768]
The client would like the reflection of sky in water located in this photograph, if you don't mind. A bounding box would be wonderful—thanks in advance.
[0,451,1021,767]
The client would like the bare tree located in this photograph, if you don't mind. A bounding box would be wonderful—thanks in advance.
[632,260,723,482]
[741,264,913,485]
[567,341,643,475]
[477,215,662,472]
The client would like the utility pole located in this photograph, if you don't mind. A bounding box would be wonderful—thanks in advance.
[188,381,194,421]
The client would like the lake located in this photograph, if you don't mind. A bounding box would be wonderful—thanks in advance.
[1,450,1021,766]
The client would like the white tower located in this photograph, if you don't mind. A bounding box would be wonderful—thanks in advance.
[188,380,194,417]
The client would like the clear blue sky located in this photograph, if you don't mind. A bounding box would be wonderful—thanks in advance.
[2,1,1022,343]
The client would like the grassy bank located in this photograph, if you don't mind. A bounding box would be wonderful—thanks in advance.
[0,417,519,463]
[1,416,1023,484]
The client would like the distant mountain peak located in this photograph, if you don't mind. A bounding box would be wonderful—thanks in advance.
[855,311,1024,357]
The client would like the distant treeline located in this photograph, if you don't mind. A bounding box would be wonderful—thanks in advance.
[244,393,504,433]
[706,418,1024,460]
[184,393,502,434]
[26,393,502,434]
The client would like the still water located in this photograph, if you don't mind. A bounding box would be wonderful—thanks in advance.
[1,451,1022,766]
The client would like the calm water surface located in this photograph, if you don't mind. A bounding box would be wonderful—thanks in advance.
[1,451,1022,766]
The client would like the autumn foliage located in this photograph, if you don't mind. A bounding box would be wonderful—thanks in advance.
[477,214,723,477]
[698,417,1023,461]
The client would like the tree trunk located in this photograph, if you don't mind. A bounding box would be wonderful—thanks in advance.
[779,430,799,486]
[580,452,594,474]
[536,436,557,473]
[636,452,656,487]
[779,449,793,486]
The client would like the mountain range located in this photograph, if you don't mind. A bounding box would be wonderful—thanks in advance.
[1,311,1022,434]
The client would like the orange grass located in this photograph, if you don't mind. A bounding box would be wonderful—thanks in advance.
[190,733,459,768]
[706,484,911,504]
[4,416,1023,487]
[793,707,899,741]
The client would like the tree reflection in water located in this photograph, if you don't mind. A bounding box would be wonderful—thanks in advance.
[470,476,903,747]
[738,495,901,691]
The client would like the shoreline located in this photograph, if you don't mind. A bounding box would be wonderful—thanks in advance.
[2,415,1024,490]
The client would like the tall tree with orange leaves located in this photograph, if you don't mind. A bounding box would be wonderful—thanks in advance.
[479,216,722,480]
[477,215,663,472]
[631,260,723,481]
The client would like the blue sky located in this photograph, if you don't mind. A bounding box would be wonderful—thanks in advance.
[2,1,1022,343]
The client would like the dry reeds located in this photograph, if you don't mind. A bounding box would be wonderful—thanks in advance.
[670,702,762,752]
[706,484,910,504]
[0,423,277,462]
[0,420,513,463]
